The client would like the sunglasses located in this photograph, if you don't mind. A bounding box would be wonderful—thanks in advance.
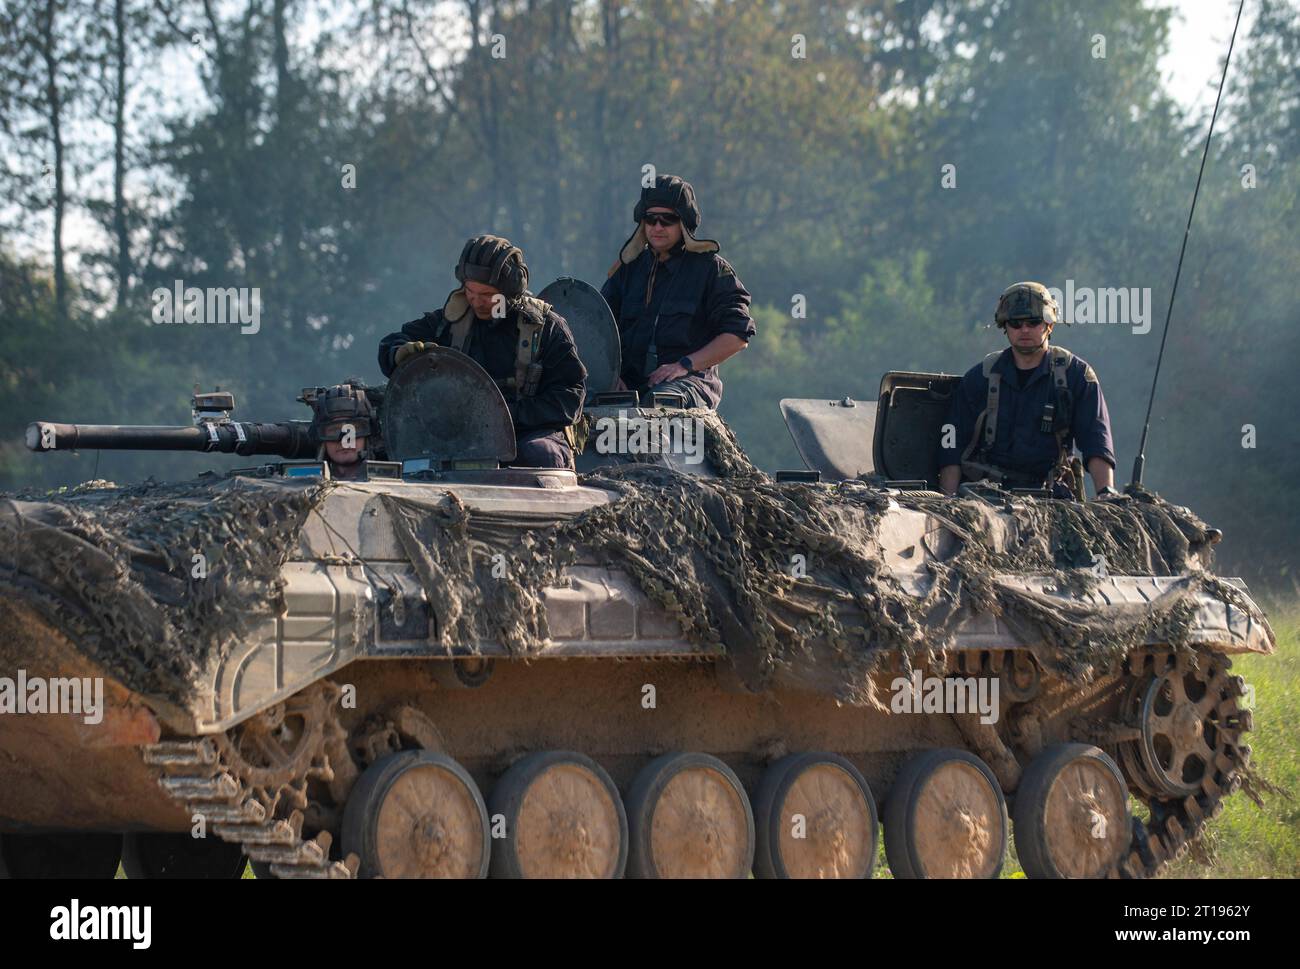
[1004,318,1046,330]
[642,212,681,227]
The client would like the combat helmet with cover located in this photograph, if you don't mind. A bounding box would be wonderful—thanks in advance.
[300,378,380,461]
[994,281,1059,328]
[962,282,1078,492]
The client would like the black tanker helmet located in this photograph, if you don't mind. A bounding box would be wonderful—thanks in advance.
[455,234,529,299]
[616,174,720,267]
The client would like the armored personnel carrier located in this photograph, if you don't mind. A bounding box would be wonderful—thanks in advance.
[0,280,1272,879]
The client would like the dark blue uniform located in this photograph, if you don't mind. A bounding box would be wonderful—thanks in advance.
[600,243,754,409]
[939,346,1115,486]
[378,303,586,469]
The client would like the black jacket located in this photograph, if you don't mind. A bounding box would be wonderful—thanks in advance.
[600,245,754,408]
[378,302,587,436]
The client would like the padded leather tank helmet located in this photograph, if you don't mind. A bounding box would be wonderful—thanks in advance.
[455,235,529,300]
[616,174,720,266]
[633,174,703,233]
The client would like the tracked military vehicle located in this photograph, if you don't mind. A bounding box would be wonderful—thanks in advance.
[0,279,1273,880]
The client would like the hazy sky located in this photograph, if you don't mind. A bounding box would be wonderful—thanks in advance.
[1163,0,1255,113]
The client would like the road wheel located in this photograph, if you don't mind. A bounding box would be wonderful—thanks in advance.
[626,752,753,878]
[1014,743,1130,879]
[753,752,877,879]
[487,751,626,878]
[884,748,1007,879]
[342,750,489,878]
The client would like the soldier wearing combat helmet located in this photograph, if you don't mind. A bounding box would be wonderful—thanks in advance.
[303,379,379,481]
[938,282,1117,498]
[377,235,587,469]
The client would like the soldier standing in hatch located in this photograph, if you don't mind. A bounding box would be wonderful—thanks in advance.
[304,380,379,481]
[378,235,587,469]
[938,282,1117,498]
[601,175,754,408]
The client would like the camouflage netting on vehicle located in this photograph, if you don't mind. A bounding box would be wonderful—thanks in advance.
[0,476,327,708]
[384,409,1273,706]
[531,482,1264,706]
[0,407,1273,711]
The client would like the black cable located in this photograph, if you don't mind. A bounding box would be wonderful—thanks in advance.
[1131,0,1247,487]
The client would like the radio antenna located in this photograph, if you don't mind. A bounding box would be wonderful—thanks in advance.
[1131,0,1246,487]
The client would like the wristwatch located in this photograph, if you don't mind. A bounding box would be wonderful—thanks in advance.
[678,356,698,374]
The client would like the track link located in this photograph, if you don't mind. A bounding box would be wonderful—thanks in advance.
[142,738,356,879]
[1111,650,1254,879]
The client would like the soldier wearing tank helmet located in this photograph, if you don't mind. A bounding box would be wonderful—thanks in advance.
[303,379,380,481]
[378,235,587,469]
[938,282,1117,498]
[601,175,754,409]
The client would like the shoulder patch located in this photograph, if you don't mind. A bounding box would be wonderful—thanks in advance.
[714,256,736,278]
[1067,354,1098,383]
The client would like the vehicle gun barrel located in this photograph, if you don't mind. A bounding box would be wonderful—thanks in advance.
[25,420,316,458]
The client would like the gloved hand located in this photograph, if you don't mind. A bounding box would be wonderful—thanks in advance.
[393,341,431,368]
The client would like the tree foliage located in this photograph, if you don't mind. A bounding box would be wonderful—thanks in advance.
[0,0,1295,586]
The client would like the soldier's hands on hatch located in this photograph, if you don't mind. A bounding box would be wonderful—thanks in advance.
[393,341,432,368]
